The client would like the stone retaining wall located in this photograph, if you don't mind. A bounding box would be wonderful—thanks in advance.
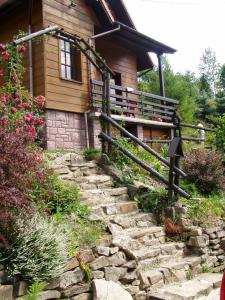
[165,205,225,273]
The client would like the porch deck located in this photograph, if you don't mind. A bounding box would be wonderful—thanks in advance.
[91,79,179,123]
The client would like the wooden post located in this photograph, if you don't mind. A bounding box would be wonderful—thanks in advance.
[157,54,165,97]
[168,157,175,203]
[106,72,112,154]
[101,74,107,154]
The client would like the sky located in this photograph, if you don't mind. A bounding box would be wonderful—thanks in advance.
[123,0,225,75]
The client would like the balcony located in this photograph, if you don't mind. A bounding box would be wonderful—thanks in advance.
[91,79,178,124]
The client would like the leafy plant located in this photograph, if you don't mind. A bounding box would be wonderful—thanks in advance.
[202,264,211,273]
[83,148,101,161]
[186,270,194,280]
[30,173,88,217]
[183,148,225,194]
[213,114,225,154]
[0,214,70,281]
[181,194,225,222]
[22,282,47,300]
[135,188,168,221]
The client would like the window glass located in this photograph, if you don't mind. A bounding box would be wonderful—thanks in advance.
[60,39,82,82]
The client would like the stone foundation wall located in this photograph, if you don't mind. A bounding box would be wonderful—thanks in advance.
[45,110,87,150]
[165,206,225,272]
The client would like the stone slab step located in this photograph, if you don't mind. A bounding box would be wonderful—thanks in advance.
[75,174,112,185]
[81,187,128,199]
[148,273,222,300]
[91,201,139,217]
[82,194,130,206]
[112,212,157,228]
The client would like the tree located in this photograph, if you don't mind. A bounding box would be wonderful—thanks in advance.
[139,57,199,124]
[199,47,220,97]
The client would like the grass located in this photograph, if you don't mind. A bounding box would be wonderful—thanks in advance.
[181,193,225,223]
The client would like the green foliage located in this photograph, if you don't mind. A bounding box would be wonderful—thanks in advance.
[139,58,199,124]
[110,138,163,185]
[68,217,105,254]
[186,270,194,280]
[181,194,225,222]
[135,188,168,221]
[0,214,70,281]
[83,147,101,161]
[212,114,225,154]
[30,173,88,217]
[202,264,211,273]
[22,282,47,300]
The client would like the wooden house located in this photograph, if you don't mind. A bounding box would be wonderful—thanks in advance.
[0,0,177,150]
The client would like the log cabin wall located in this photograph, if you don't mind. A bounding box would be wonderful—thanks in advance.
[95,37,138,89]
[42,0,99,113]
[0,0,44,96]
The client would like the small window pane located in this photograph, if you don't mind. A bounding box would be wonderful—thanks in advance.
[61,52,65,64]
[61,65,66,78]
[65,41,70,52]
[66,66,71,79]
[60,40,65,50]
[66,53,71,65]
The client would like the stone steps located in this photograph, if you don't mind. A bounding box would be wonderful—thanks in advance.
[90,201,139,218]
[51,154,223,299]
[148,273,222,300]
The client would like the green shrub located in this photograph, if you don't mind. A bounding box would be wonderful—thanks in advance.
[22,282,47,300]
[83,148,101,161]
[30,173,88,217]
[0,214,70,281]
[213,114,225,154]
[183,148,225,194]
[135,187,168,221]
[182,194,225,222]
[110,138,163,184]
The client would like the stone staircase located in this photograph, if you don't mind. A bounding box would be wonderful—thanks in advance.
[51,153,222,300]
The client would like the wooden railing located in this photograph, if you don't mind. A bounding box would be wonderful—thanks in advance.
[91,79,179,122]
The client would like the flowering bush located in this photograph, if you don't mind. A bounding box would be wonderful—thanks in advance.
[0,36,47,248]
[183,149,225,194]
[0,214,70,281]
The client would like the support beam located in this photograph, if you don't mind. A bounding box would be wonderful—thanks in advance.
[157,54,165,97]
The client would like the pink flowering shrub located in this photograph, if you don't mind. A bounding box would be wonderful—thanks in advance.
[183,149,225,194]
[0,37,48,248]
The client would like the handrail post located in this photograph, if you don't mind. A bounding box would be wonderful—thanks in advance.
[173,111,182,199]
[102,74,107,154]
[106,72,112,154]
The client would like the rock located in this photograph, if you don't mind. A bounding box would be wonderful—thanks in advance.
[62,284,90,297]
[0,285,13,300]
[187,235,209,248]
[121,270,137,284]
[140,270,163,287]
[109,251,127,266]
[104,267,127,282]
[92,271,105,279]
[89,256,110,270]
[71,293,92,300]
[92,279,132,300]
[217,231,225,238]
[123,260,137,269]
[95,246,110,256]
[65,257,79,271]
[220,239,225,250]
[125,285,140,295]
[80,249,95,263]
[134,291,147,300]
[110,247,119,255]
[46,277,60,290]
[60,268,85,289]
[38,290,61,300]
[14,281,29,297]
[209,239,219,245]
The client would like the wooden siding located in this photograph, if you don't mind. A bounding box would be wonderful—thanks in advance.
[0,0,44,96]
[95,37,138,89]
[43,0,100,113]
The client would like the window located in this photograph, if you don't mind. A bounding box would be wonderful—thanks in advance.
[60,40,82,82]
